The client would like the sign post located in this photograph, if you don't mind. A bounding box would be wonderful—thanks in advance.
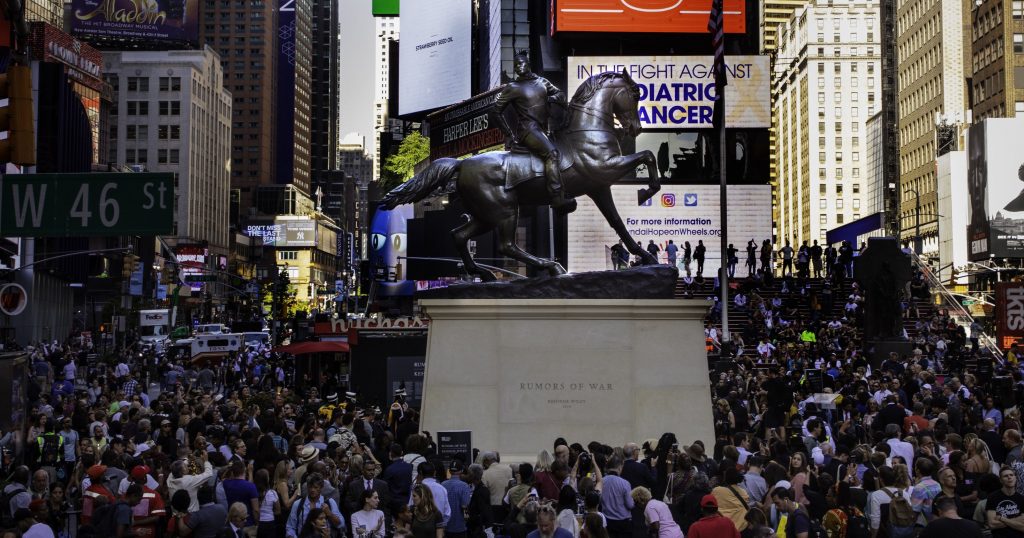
[0,173,175,237]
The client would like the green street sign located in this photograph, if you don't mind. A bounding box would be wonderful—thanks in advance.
[962,299,976,306]
[0,173,175,237]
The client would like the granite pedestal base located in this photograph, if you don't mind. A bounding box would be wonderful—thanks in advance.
[418,298,714,462]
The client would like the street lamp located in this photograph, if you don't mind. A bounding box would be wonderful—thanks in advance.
[906,187,922,255]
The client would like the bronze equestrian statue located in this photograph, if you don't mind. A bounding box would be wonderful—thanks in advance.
[380,63,662,282]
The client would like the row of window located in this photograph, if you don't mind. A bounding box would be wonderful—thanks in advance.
[125,77,182,92]
[122,148,180,164]
[122,101,182,116]
[118,124,181,141]
[819,198,863,209]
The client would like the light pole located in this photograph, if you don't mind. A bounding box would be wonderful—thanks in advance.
[906,187,922,254]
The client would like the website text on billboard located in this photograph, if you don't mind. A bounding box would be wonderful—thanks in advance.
[71,0,199,45]
[554,0,745,34]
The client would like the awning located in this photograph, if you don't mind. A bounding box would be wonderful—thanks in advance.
[271,341,350,355]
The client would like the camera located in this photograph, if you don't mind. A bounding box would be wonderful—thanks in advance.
[578,452,592,475]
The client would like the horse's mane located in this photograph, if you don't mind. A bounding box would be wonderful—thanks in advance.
[570,72,628,105]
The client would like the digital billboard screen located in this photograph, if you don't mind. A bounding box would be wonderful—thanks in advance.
[70,0,199,45]
[566,184,772,274]
[398,0,471,116]
[967,117,1024,260]
[553,0,745,34]
[568,56,770,130]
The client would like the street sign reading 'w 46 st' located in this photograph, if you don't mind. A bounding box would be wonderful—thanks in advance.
[0,173,175,237]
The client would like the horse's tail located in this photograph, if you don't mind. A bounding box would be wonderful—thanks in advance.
[378,158,459,209]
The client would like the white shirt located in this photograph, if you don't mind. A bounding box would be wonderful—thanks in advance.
[867,486,910,530]
[114,362,130,378]
[259,488,279,522]
[887,438,915,473]
[351,509,386,537]
[23,522,55,538]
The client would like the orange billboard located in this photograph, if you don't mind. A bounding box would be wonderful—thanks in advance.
[553,0,746,34]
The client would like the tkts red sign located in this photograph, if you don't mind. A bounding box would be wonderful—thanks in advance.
[553,0,745,34]
[996,282,1024,350]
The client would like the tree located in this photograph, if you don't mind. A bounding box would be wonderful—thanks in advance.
[378,131,429,193]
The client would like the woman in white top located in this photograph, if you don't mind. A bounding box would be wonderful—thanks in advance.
[255,468,281,538]
[350,489,386,538]
[556,485,581,538]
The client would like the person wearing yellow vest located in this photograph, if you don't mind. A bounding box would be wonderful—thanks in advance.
[772,487,811,538]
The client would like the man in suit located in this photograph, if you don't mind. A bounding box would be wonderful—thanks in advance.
[345,459,392,518]
[380,444,412,513]
[620,443,655,489]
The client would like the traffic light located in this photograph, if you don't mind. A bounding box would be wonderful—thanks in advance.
[121,254,139,279]
[0,65,35,166]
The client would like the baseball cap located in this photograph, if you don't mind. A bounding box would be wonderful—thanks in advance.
[700,494,718,508]
[131,465,151,480]
[86,464,107,480]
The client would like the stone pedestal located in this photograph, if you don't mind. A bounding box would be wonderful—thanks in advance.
[418,298,714,462]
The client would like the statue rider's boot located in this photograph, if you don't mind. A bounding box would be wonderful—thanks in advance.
[546,155,576,215]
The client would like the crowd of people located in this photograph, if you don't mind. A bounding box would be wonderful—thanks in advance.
[0,238,1015,538]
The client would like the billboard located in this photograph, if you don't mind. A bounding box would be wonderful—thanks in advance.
[553,0,745,34]
[70,0,199,45]
[275,0,296,184]
[175,245,207,292]
[398,0,471,116]
[967,118,1024,260]
[369,204,415,296]
[996,282,1024,349]
[568,56,770,129]
[244,219,319,247]
[427,87,505,160]
[566,184,772,274]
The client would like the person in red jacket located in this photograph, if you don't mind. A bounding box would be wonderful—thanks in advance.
[126,465,166,538]
[81,464,116,526]
[687,495,740,538]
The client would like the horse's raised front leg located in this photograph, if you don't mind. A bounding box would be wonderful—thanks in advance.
[452,214,497,282]
[589,187,658,265]
[633,150,662,205]
[496,214,566,276]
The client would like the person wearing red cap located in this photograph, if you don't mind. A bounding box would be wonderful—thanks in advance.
[82,464,116,526]
[125,465,165,538]
[687,494,740,538]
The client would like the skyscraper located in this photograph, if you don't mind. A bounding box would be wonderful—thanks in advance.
[970,0,1024,120]
[310,0,340,179]
[896,0,969,254]
[373,15,398,181]
[276,0,312,195]
[774,0,882,245]
[199,0,278,216]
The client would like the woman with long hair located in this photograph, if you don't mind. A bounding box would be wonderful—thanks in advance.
[965,437,994,476]
[535,450,553,473]
[298,507,331,538]
[411,483,444,538]
[788,452,812,505]
[351,489,386,538]
[254,468,280,538]
[556,484,581,538]
[948,451,980,513]
[582,512,610,538]
[274,459,300,523]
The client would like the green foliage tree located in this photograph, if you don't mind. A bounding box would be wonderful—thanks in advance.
[378,131,429,193]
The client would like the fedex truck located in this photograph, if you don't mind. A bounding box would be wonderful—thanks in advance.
[139,309,170,348]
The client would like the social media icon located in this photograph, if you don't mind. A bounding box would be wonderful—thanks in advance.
[641,197,652,206]
[661,193,676,207]
[684,194,698,206]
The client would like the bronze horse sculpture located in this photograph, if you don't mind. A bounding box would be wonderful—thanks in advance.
[380,70,662,281]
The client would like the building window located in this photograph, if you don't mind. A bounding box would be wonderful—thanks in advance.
[836,198,844,209]
[853,199,861,210]
[853,182,860,192]
[158,148,168,164]
[170,149,180,164]
[836,185,843,194]
[126,125,137,140]
[836,214,844,224]
[158,125,182,140]
[159,77,182,91]
[819,184,827,194]
[279,251,298,261]
[820,215,828,225]
[820,198,827,209]
[1016,101,1024,113]
[1015,34,1024,53]
[1015,0,1024,18]
[126,101,149,115]
[127,77,149,92]
[159,101,181,116]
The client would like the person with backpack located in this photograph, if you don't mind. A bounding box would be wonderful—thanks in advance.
[91,483,143,538]
[867,466,915,538]
[2,465,32,528]
[824,482,869,538]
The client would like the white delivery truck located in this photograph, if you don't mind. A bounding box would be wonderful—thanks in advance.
[139,309,171,349]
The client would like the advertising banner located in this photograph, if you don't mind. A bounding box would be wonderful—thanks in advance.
[967,118,1024,260]
[275,0,296,184]
[566,184,772,274]
[175,245,207,292]
[427,88,505,160]
[70,0,199,45]
[568,56,770,129]
[398,0,471,115]
[996,282,1024,349]
[553,0,745,34]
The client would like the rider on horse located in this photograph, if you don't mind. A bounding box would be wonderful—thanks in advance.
[493,49,575,214]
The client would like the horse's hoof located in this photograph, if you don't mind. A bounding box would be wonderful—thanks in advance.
[478,270,498,282]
